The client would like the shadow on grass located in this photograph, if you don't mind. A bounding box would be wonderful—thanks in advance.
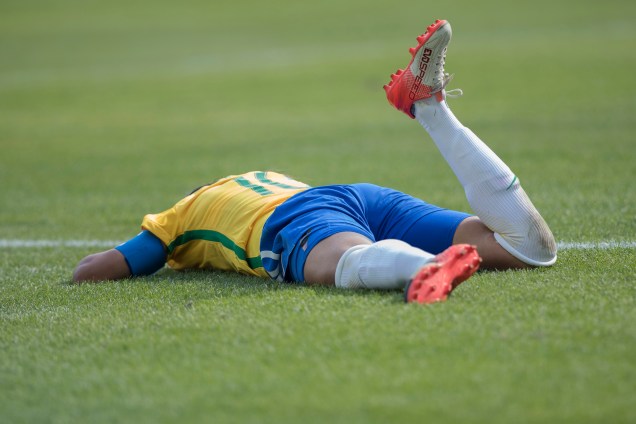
[64,265,557,305]
[69,257,560,303]
[64,267,406,303]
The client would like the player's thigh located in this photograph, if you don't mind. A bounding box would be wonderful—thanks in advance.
[303,232,373,286]
[350,183,471,255]
[453,216,529,270]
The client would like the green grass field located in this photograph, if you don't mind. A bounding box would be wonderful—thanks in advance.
[1,0,635,422]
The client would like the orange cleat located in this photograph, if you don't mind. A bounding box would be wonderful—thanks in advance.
[405,244,481,304]
[384,19,454,118]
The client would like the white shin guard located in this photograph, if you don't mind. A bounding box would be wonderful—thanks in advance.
[335,239,434,289]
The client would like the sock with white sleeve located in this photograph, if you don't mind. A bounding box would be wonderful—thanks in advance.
[335,239,434,289]
[413,96,556,266]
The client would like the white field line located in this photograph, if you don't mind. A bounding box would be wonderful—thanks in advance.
[557,241,636,250]
[0,239,635,250]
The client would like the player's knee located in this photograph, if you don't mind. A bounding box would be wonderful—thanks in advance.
[453,217,531,270]
[304,232,373,285]
[492,215,557,267]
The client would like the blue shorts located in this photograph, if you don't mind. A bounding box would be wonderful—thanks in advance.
[259,183,471,283]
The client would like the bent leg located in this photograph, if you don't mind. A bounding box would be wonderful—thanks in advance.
[413,96,557,266]
[305,232,436,289]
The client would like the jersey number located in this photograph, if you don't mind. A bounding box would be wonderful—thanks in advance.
[234,172,307,196]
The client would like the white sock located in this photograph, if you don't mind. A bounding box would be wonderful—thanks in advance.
[413,97,557,266]
[335,239,434,289]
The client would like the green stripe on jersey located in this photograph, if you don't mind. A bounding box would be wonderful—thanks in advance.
[234,176,273,195]
[166,230,263,269]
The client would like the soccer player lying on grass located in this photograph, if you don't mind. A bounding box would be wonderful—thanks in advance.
[73,19,557,304]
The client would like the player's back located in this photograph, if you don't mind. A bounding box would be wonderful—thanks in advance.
[142,171,309,276]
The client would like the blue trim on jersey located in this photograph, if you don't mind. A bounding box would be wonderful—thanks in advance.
[260,184,471,283]
[115,230,167,276]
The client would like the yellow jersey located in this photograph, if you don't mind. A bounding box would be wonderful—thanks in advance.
[141,171,309,277]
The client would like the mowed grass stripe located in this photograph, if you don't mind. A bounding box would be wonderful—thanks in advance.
[1,239,636,250]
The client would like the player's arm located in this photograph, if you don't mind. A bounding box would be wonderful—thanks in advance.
[73,230,167,283]
[73,249,132,282]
